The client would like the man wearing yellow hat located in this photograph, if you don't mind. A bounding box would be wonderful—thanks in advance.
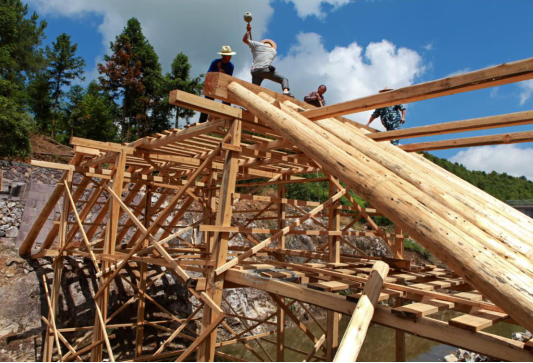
[242,23,292,97]
[199,45,236,123]
[366,87,406,145]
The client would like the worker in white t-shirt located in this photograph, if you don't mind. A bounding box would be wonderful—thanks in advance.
[242,23,293,97]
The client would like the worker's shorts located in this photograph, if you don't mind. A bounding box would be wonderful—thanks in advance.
[251,68,290,91]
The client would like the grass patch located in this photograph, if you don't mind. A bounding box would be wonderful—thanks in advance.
[404,238,432,259]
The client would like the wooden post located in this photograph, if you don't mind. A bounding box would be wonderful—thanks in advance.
[277,175,287,361]
[91,151,127,361]
[198,119,242,361]
[327,176,341,360]
[43,170,72,361]
[334,261,390,362]
[134,186,151,357]
[394,226,404,259]
[395,298,406,362]
[205,168,218,252]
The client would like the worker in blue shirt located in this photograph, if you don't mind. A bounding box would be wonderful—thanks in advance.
[199,46,236,123]
[366,87,406,145]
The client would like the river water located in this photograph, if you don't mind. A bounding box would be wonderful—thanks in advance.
[220,310,525,361]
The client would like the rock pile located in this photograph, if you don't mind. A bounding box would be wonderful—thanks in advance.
[443,331,531,362]
[1,161,64,188]
[512,330,532,342]
[0,200,24,238]
[444,349,491,362]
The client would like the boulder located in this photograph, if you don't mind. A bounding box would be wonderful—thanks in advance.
[445,354,459,362]
[5,227,18,238]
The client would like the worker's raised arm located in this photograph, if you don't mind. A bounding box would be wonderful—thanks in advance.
[242,23,251,46]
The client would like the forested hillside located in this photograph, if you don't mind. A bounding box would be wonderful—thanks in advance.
[423,152,533,201]
[1,0,203,159]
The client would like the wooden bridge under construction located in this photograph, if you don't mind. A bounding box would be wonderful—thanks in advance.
[19,58,533,362]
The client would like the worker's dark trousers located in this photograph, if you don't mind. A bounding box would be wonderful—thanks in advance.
[251,68,290,91]
[199,96,230,123]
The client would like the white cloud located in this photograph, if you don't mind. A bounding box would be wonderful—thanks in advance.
[422,42,433,51]
[517,80,533,105]
[236,33,424,128]
[284,0,351,19]
[27,1,424,127]
[449,144,533,181]
[490,86,499,99]
[26,0,274,79]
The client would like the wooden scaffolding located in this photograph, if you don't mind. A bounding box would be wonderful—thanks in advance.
[19,58,533,362]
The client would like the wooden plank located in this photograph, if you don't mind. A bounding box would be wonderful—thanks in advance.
[392,299,455,318]
[454,292,483,301]
[368,110,533,141]
[169,89,244,120]
[141,118,226,150]
[301,58,533,120]
[71,137,134,154]
[400,130,533,152]
[347,288,405,303]
[31,160,74,171]
[449,310,508,332]
[308,280,360,292]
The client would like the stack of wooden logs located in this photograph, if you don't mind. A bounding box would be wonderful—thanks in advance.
[227,81,533,333]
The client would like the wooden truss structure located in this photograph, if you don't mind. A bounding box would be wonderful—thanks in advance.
[20,58,533,362]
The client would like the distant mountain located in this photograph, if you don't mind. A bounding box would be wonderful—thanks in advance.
[423,152,533,202]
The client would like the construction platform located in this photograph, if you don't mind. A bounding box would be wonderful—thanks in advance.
[19,58,533,362]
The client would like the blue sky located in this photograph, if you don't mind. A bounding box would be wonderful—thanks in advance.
[28,0,533,179]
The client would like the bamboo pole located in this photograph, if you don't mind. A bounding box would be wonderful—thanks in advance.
[227,81,533,332]
[334,261,390,361]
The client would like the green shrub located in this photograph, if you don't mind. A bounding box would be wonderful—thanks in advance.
[0,96,32,159]
[404,238,432,259]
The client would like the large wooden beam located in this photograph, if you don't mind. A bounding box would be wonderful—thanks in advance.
[368,110,533,141]
[400,130,533,152]
[301,58,533,120]
[227,81,533,332]
[334,261,389,362]
[169,89,254,121]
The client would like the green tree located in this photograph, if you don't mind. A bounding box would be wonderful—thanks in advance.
[0,0,47,100]
[78,82,117,142]
[98,17,167,141]
[27,70,53,132]
[47,33,85,139]
[0,96,32,158]
[165,53,203,127]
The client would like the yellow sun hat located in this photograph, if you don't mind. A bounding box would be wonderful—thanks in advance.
[260,39,277,50]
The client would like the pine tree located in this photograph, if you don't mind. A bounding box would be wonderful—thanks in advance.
[98,17,167,141]
[46,33,86,139]
[65,81,117,142]
[0,0,47,100]
[27,71,53,132]
[165,53,203,127]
